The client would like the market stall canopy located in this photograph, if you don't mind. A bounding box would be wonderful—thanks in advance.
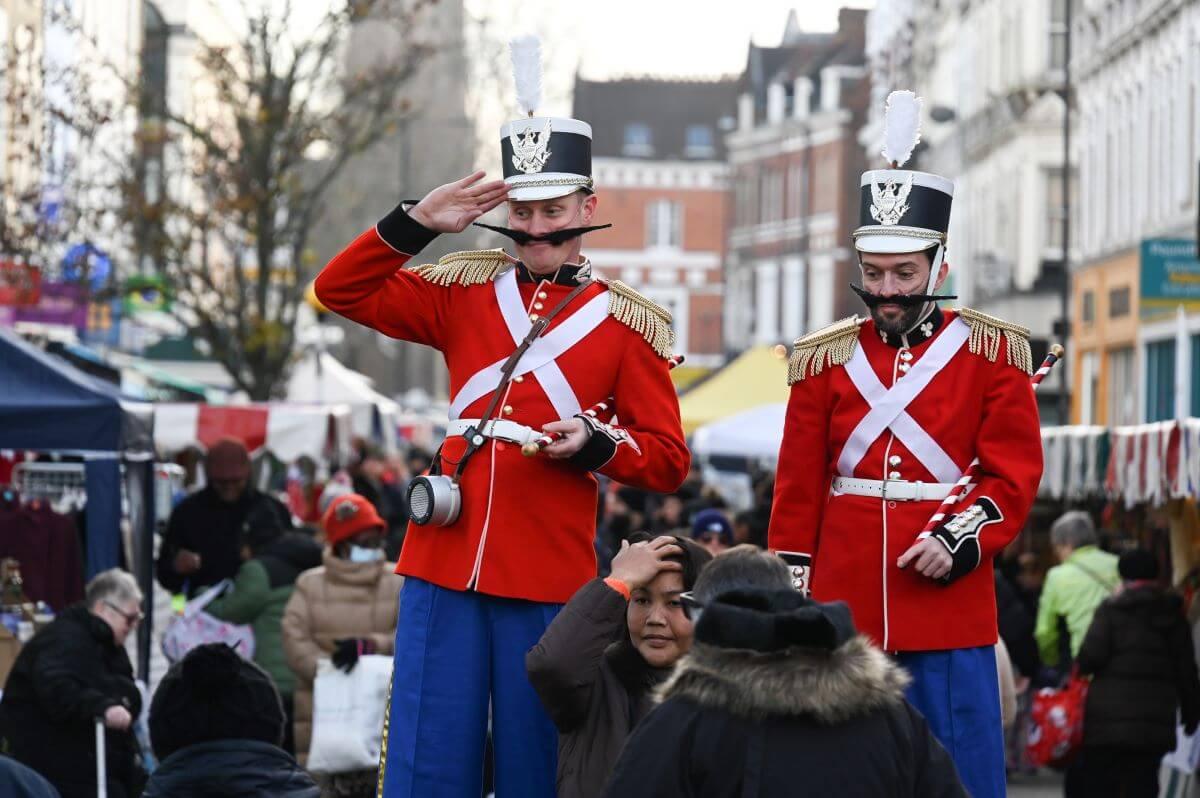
[691,403,786,461]
[0,327,154,578]
[0,327,152,453]
[154,403,353,464]
[677,346,791,434]
[285,352,399,453]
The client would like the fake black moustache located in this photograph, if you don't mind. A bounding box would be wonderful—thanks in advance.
[849,283,957,308]
[473,222,612,246]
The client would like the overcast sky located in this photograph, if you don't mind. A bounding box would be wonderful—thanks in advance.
[466,0,875,116]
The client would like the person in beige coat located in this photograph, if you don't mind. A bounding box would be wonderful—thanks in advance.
[282,494,401,789]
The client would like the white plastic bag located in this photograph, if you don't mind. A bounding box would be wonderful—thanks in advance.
[307,654,393,773]
[160,580,255,663]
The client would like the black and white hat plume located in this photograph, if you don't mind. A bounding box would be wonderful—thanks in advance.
[499,35,594,202]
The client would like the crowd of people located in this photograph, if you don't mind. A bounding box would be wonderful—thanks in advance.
[1,424,1197,797]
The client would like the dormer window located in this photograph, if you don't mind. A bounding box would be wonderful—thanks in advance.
[623,123,654,157]
[684,125,715,158]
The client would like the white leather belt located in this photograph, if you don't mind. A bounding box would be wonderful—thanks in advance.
[445,418,540,446]
[831,477,957,502]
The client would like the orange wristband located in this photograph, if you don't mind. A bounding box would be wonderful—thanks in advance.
[604,576,631,600]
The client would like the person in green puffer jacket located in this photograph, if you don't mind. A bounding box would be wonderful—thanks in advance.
[207,500,322,755]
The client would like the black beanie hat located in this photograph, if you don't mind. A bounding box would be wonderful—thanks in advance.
[150,643,285,760]
[1118,548,1159,582]
[695,588,856,653]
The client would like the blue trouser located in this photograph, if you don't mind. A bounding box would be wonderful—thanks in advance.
[380,577,561,798]
[897,646,1006,798]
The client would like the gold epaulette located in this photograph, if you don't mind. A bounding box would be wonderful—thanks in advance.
[787,316,865,385]
[601,279,675,358]
[957,307,1033,374]
[407,249,511,287]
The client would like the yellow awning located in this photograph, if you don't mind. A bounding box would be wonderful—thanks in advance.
[678,346,791,434]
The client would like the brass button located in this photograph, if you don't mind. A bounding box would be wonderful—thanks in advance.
[888,455,901,466]
[529,313,539,322]
[898,363,911,373]
[514,375,524,383]
[503,405,513,415]
[537,291,548,300]
[888,471,901,480]
[533,302,544,310]
[900,351,914,361]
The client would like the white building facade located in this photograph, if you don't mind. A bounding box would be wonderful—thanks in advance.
[1071,0,1200,424]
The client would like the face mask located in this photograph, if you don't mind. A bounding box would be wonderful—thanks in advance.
[348,545,385,563]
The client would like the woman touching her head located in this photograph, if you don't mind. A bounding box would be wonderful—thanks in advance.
[526,532,711,798]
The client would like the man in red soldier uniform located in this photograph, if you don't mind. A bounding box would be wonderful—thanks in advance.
[314,40,687,798]
[768,91,1043,798]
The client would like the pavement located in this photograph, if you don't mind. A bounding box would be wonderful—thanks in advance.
[1006,770,1063,797]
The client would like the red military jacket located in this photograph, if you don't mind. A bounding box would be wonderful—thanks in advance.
[315,206,689,604]
[768,307,1043,651]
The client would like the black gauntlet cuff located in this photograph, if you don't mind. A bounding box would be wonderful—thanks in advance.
[932,497,1003,585]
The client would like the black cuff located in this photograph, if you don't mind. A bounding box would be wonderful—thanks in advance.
[777,552,813,595]
[933,497,1002,585]
[567,415,618,472]
[377,204,439,255]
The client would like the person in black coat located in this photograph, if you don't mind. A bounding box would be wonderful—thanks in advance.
[156,437,292,598]
[1067,549,1200,798]
[995,567,1040,679]
[143,643,318,797]
[601,589,966,798]
[0,569,146,798]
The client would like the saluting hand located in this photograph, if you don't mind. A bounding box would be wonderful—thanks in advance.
[408,171,509,234]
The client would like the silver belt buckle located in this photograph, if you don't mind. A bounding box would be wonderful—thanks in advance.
[880,478,889,501]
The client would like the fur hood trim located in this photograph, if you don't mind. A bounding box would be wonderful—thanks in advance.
[659,636,910,724]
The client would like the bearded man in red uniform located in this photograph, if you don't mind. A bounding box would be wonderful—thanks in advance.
[313,40,688,798]
[768,91,1043,798]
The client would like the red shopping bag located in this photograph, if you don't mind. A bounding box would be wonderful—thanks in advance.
[1025,672,1088,768]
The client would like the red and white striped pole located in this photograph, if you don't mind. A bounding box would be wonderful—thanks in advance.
[916,344,1063,540]
[522,354,685,457]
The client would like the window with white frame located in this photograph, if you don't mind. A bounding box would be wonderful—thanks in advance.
[646,200,682,249]
[1049,0,1069,71]
[1107,346,1136,425]
[788,163,808,219]
[1044,168,1077,253]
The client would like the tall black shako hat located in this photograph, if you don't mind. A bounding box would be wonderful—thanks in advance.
[501,36,593,202]
[853,90,954,292]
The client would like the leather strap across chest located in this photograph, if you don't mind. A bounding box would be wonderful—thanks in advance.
[448,269,608,420]
[836,318,970,484]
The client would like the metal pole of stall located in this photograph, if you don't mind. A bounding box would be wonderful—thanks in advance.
[137,460,156,682]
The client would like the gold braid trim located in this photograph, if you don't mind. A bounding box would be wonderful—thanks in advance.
[787,316,865,384]
[376,676,392,797]
[602,279,675,358]
[407,248,511,287]
[957,307,1034,374]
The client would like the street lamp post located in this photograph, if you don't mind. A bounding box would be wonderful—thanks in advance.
[1058,0,1073,424]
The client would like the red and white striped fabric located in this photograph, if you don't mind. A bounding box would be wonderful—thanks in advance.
[154,403,353,463]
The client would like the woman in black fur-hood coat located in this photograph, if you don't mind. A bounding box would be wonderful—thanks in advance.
[601,589,967,798]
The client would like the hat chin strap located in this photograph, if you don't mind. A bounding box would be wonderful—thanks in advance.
[905,243,944,335]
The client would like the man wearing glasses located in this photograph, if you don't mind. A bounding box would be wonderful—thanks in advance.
[0,568,147,798]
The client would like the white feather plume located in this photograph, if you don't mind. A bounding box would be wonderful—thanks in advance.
[881,90,922,168]
[509,35,543,116]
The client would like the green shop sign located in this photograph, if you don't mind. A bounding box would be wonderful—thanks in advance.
[1140,238,1200,319]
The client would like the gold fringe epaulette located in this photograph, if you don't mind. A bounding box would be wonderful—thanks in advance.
[787,316,865,385]
[957,307,1034,374]
[602,279,675,358]
[407,249,511,287]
